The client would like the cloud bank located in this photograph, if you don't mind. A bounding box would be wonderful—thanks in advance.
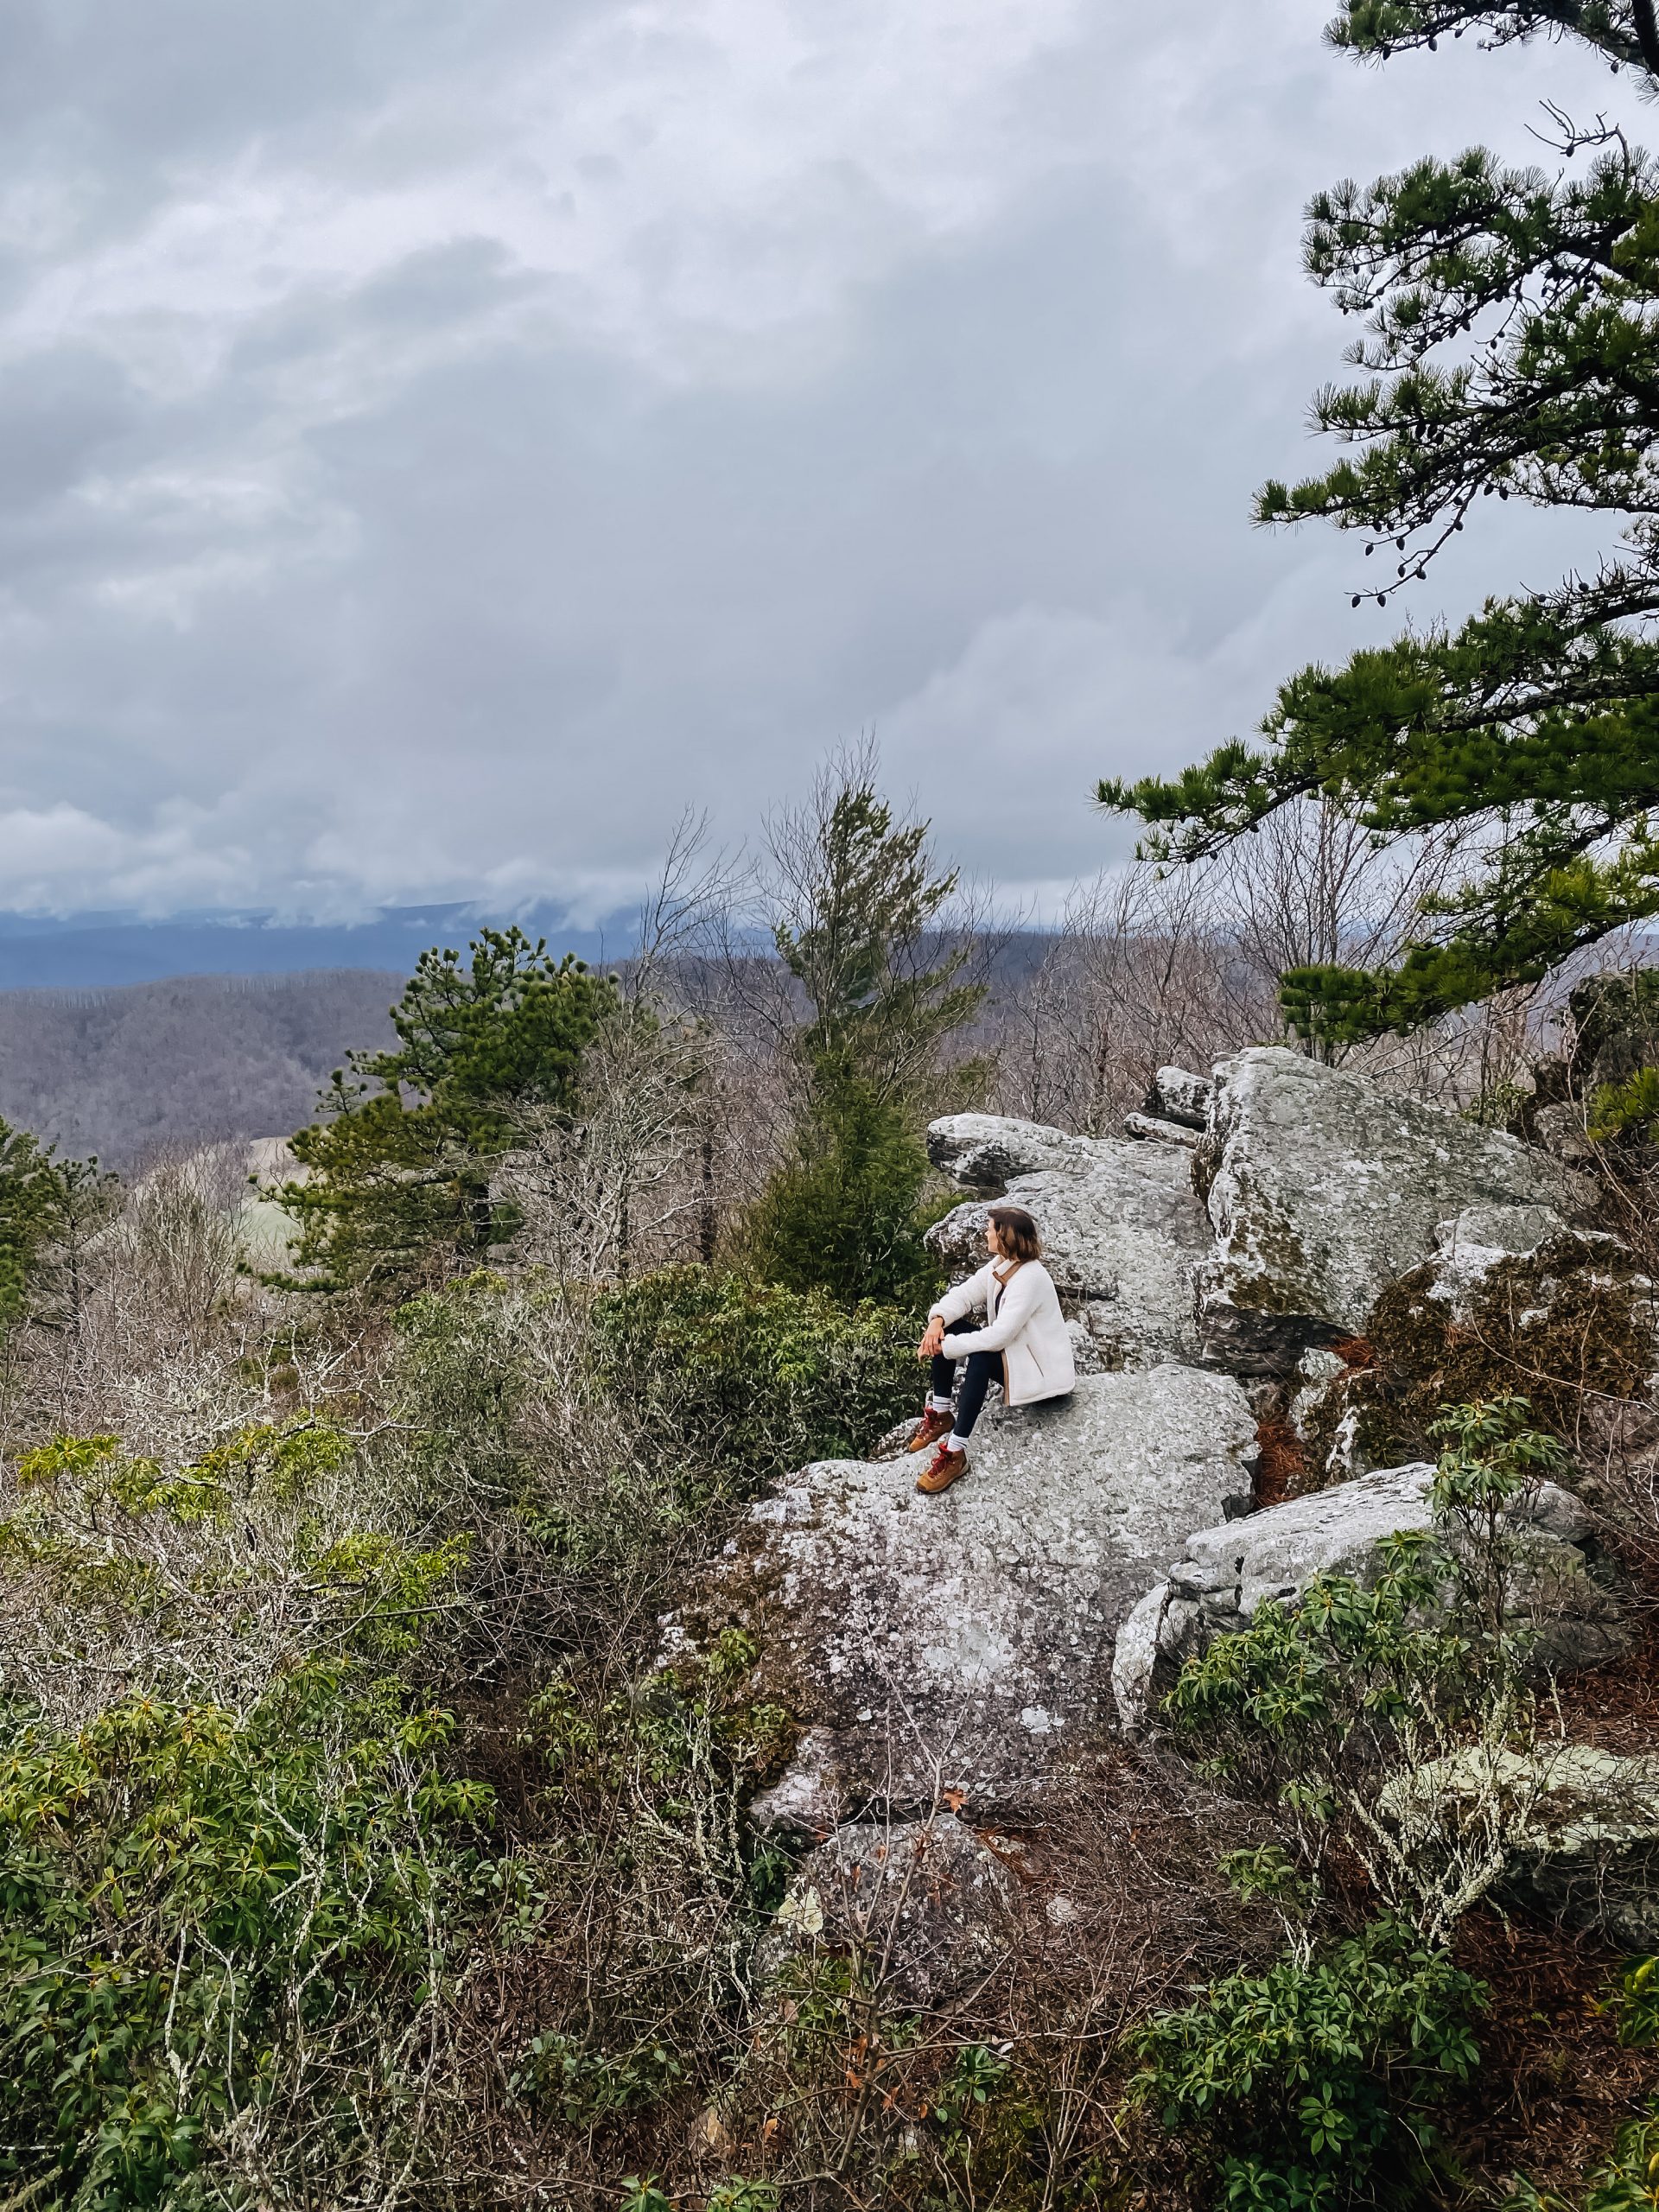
[0,0,1624,916]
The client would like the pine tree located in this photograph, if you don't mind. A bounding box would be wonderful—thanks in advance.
[1100,2,1659,1044]
[747,766,983,1305]
[0,1122,110,1330]
[282,928,616,1291]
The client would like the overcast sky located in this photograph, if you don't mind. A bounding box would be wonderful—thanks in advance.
[0,0,1629,921]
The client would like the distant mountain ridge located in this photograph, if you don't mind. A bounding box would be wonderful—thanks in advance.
[0,970,405,1167]
[0,902,620,989]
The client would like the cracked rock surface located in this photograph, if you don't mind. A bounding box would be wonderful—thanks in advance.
[677,1364,1258,1830]
[1196,1046,1597,1373]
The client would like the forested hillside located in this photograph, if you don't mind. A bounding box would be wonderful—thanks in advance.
[0,969,400,1166]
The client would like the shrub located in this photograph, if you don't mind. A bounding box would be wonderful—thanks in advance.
[1134,1917,1485,2211]
[591,1265,921,1490]
[0,1665,499,2209]
[745,1073,948,1308]
[1166,1399,1570,1942]
[493,1637,796,2172]
[1509,2107,1659,2210]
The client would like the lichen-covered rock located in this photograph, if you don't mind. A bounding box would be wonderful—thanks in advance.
[1568,969,1659,1097]
[1383,1745,1659,1952]
[1277,1206,1659,1484]
[925,1114,1096,1192]
[1421,1204,1573,1304]
[1282,1343,1395,1494]
[1148,1066,1214,1129]
[763,1815,1014,2005]
[1529,1101,1598,1169]
[1113,1462,1628,1731]
[1196,1046,1596,1373]
[926,1113,1212,1368]
[1124,1111,1201,1149]
[677,1363,1258,1827]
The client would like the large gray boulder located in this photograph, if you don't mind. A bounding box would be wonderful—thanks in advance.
[1383,1745,1659,1953]
[926,1112,1213,1369]
[925,1113,1097,1190]
[1196,1046,1596,1372]
[673,1363,1258,1829]
[1114,1462,1628,1731]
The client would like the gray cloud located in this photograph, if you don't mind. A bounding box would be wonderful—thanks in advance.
[0,0,1628,915]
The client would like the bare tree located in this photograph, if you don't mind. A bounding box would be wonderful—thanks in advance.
[991,860,1262,1134]
[498,815,750,1281]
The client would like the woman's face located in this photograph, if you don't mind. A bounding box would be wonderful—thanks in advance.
[984,1220,1004,1259]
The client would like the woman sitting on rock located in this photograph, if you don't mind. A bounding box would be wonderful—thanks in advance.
[908,1205,1075,1495]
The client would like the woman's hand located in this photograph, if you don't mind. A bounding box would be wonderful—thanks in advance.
[919,1316,945,1361]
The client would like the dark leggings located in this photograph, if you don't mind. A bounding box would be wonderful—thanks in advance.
[931,1319,1003,1439]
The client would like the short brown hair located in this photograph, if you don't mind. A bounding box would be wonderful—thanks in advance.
[988,1205,1041,1262]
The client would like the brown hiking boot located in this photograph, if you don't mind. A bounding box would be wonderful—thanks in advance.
[916,1443,968,1494]
[906,1406,955,1453]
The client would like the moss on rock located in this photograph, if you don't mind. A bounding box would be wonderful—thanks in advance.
[1367,1230,1654,1455]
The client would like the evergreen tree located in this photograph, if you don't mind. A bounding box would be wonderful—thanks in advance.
[0,1123,100,1327]
[0,1122,114,1331]
[748,766,982,1305]
[1100,2,1659,1045]
[282,928,616,1291]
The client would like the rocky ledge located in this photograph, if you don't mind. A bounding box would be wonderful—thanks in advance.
[671,1363,1257,1832]
[671,1006,1659,1958]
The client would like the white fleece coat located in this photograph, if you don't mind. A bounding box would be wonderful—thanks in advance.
[930,1259,1076,1408]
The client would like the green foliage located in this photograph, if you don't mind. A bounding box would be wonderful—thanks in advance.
[1098,13,1659,1041]
[1591,1065,1659,1142]
[592,1264,921,1488]
[1168,1399,1566,1942]
[1607,1955,1659,2049]
[1134,1917,1485,2211]
[512,2029,683,2125]
[619,2183,675,2212]
[0,1665,496,2209]
[616,2184,777,2212]
[0,1418,473,1695]
[772,776,982,1114]
[387,1268,536,1510]
[0,1117,112,1329]
[1325,3,1659,76]
[1509,2107,1659,2210]
[705,2183,781,2212]
[532,1625,797,1811]
[515,1638,794,2161]
[753,767,981,1301]
[932,2041,1014,2154]
[283,927,617,1291]
[1171,1398,1557,1751]
[745,1072,946,1306]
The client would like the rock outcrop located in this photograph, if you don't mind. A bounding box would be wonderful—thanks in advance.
[1112,1462,1629,1732]
[926,1112,1212,1368]
[696,1043,1653,1975]
[1195,1046,1597,1373]
[1383,1745,1659,1953]
[1147,1065,1214,1129]
[677,1364,1257,1830]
